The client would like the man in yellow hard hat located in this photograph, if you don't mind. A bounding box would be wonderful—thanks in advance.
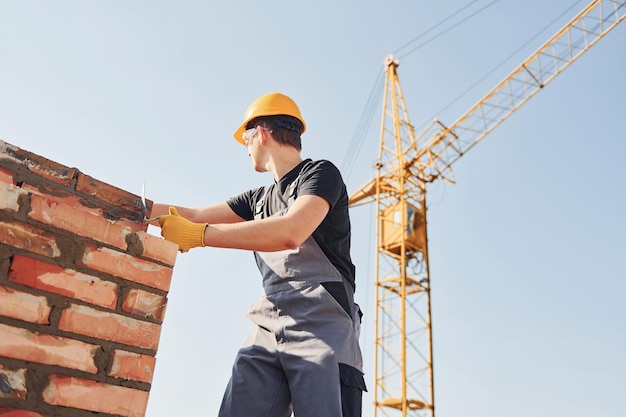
[152,92,366,417]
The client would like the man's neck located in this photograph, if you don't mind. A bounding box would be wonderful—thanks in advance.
[267,149,303,181]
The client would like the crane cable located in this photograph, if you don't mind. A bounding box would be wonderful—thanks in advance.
[425,0,586,210]
[340,70,384,180]
[342,0,587,183]
[416,0,586,134]
[341,0,501,182]
[393,0,497,60]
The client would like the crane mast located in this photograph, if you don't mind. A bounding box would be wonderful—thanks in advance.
[349,1,625,416]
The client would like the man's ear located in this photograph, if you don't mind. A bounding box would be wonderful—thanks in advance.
[259,127,271,145]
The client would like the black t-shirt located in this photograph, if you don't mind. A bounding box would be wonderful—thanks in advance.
[226,159,356,289]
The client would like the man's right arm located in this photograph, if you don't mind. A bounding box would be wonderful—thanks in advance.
[151,202,245,225]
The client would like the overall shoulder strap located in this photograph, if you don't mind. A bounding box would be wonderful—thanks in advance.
[287,172,301,207]
[254,186,267,218]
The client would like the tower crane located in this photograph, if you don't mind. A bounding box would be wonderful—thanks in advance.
[348,1,626,416]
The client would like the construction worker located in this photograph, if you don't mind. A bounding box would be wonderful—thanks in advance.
[152,92,367,417]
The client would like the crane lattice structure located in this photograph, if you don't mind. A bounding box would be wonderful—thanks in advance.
[348,1,625,416]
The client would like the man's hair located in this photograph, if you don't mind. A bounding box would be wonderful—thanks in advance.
[247,115,303,150]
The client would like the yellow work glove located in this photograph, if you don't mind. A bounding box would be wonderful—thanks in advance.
[158,207,208,252]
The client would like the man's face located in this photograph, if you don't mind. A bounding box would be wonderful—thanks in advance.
[245,126,269,173]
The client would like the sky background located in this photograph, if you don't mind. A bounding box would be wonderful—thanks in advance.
[1,1,625,416]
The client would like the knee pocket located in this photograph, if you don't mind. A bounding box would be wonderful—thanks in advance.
[339,363,367,417]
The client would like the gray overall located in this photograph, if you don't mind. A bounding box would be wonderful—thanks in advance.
[218,175,366,417]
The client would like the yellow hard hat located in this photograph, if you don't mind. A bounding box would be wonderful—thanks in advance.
[233,92,306,144]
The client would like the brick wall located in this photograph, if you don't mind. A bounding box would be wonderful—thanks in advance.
[0,140,178,417]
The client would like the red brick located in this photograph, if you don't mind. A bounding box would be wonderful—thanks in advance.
[8,255,118,309]
[42,375,149,417]
[0,183,27,212]
[75,173,142,214]
[0,323,99,374]
[0,141,77,187]
[0,221,61,258]
[58,304,161,351]
[78,244,173,292]
[0,365,26,400]
[130,231,178,266]
[29,193,138,251]
[22,184,102,216]
[0,167,14,184]
[122,288,167,322]
[0,285,51,324]
[108,349,156,383]
[0,409,53,417]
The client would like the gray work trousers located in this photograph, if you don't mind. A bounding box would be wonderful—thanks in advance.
[217,281,366,417]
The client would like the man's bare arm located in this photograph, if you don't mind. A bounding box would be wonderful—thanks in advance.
[202,195,329,252]
[151,202,244,225]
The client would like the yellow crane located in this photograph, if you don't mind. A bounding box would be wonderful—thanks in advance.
[348,1,626,416]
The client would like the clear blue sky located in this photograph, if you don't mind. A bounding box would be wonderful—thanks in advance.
[1,1,624,416]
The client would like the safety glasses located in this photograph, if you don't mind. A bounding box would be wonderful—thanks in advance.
[242,126,272,146]
[242,127,259,146]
